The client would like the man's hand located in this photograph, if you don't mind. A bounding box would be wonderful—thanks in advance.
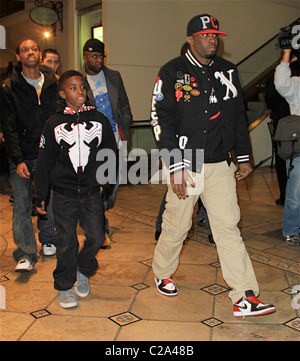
[282,48,292,63]
[16,162,30,179]
[36,201,47,216]
[0,132,4,145]
[170,170,195,199]
[235,162,253,181]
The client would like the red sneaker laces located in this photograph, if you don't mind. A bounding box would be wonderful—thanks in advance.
[163,278,174,286]
[245,295,262,304]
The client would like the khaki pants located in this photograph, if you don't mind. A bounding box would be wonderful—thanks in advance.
[152,161,259,303]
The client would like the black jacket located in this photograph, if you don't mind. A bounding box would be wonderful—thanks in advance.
[34,106,117,207]
[1,64,58,165]
[151,50,251,173]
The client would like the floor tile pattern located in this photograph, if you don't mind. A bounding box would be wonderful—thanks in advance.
[0,167,299,341]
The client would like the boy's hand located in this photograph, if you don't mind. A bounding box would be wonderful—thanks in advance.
[36,201,47,215]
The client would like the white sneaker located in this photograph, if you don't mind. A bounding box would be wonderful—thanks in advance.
[284,235,300,246]
[15,258,33,272]
[43,243,56,256]
[155,276,178,296]
[233,291,276,318]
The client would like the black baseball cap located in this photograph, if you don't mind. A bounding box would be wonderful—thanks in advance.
[187,14,227,36]
[83,38,105,53]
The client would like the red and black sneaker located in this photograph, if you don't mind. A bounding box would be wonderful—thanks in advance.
[155,276,178,296]
[233,291,276,318]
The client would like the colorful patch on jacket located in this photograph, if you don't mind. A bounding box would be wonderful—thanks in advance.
[175,73,200,102]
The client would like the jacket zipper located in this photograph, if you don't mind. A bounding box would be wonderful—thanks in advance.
[76,113,81,194]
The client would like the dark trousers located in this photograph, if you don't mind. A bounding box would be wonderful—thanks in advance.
[52,190,105,291]
[275,153,287,202]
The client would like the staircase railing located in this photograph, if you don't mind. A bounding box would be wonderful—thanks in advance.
[237,17,300,103]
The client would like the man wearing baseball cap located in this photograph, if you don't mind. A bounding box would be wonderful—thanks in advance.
[150,14,276,318]
[80,38,133,248]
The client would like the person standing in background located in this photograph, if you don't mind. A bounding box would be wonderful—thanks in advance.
[81,38,133,248]
[274,48,300,246]
[41,48,61,79]
[1,38,58,270]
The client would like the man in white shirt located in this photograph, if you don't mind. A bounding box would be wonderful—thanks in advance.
[274,48,300,246]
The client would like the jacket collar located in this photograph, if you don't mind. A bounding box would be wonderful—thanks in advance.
[11,64,57,87]
[63,104,95,115]
[80,65,107,78]
[185,49,214,68]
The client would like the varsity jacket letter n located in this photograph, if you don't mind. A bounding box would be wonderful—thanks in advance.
[214,69,237,100]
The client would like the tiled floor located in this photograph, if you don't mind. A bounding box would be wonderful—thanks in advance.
[0,167,299,341]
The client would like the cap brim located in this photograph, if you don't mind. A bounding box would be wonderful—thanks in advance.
[192,29,227,36]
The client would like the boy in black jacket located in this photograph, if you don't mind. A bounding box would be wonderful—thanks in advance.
[34,70,117,308]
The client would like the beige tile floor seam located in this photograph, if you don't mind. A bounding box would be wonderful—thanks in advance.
[0,167,300,341]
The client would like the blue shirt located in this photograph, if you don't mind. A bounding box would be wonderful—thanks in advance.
[86,71,117,132]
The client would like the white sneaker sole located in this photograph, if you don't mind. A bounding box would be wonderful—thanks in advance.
[234,306,276,317]
[59,300,78,308]
[75,286,89,298]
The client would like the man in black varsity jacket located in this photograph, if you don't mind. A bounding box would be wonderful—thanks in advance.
[151,14,276,318]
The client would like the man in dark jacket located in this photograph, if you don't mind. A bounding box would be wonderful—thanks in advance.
[1,38,58,271]
[81,39,132,143]
[81,38,133,247]
[151,14,276,318]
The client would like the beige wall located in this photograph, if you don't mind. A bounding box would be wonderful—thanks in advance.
[0,0,298,120]
[103,0,299,120]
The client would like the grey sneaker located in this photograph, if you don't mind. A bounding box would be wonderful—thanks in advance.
[75,270,90,297]
[58,289,78,308]
[284,234,300,246]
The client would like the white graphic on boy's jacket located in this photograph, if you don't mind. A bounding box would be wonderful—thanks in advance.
[54,122,102,173]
